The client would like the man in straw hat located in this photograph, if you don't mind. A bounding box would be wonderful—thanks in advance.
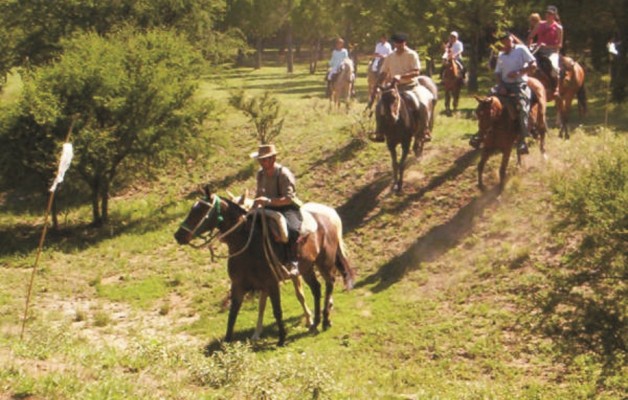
[251,144,303,277]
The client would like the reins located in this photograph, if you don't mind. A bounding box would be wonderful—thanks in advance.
[181,195,287,281]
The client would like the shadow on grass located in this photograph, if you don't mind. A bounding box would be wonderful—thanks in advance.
[337,173,391,234]
[358,186,500,293]
[0,198,180,258]
[299,137,368,179]
[202,315,311,356]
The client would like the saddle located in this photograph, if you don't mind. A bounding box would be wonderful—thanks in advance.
[257,208,317,244]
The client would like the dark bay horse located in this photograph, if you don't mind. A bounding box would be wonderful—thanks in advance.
[474,77,547,190]
[532,55,586,139]
[174,188,355,346]
[442,58,463,115]
[376,77,437,192]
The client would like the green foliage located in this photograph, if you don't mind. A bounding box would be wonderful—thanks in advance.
[0,27,216,224]
[538,135,627,379]
[229,90,284,144]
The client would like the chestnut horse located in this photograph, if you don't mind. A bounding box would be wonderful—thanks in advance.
[376,77,437,192]
[174,188,355,346]
[532,55,586,139]
[442,58,463,115]
[474,77,547,191]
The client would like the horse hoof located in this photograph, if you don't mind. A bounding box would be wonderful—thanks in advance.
[277,338,286,347]
[309,325,319,334]
[323,321,332,330]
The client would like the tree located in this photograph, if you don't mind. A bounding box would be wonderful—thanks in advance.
[229,90,284,144]
[1,28,215,225]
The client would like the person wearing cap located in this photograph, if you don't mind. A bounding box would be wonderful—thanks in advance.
[251,144,303,276]
[440,31,466,80]
[373,32,434,142]
[527,5,563,97]
[326,38,350,97]
[471,32,536,155]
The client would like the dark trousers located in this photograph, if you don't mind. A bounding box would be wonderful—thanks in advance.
[268,205,302,263]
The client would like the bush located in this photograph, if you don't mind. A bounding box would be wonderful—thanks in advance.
[536,136,626,385]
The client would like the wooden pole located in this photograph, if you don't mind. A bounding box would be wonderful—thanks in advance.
[20,117,76,340]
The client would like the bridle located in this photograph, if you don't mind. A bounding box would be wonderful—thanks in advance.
[179,194,223,241]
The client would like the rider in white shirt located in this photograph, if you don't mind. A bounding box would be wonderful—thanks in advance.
[440,31,465,80]
[372,34,393,72]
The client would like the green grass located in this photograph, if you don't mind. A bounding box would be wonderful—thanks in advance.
[0,63,626,399]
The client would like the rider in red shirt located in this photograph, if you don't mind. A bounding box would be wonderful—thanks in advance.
[528,5,563,97]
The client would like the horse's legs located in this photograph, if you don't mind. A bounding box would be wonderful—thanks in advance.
[453,87,460,111]
[301,267,322,331]
[478,149,490,191]
[445,90,451,115]
[267,285,286,346]
[225,285,245,342]
[499,148,512,192]
[251,291,267,341]
[398,142,410,192]
[388,144,400,191]
[562,93,574,140]
[322,280,335,330]
[291,275,313,328]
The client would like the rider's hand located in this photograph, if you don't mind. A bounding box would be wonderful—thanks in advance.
[254,196,271,207]
[392,74,401,82]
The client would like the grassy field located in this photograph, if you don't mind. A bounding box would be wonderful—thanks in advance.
[1,64,626,399]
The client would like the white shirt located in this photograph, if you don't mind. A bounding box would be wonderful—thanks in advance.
[374,41,393,57]
[329,49,349,70]
[442,40,464,60]
[495,44,535,84]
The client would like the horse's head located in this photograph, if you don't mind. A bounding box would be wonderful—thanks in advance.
[377,81,402,123]
[174,185,229,245]
[338,58,354,80]
[474,96,502,137]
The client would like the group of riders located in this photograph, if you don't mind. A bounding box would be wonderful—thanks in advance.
[254,5,565,276]
[325,4,564,156]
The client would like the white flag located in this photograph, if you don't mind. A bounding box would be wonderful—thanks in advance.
[607,41,618,56]
[49,143,73,192]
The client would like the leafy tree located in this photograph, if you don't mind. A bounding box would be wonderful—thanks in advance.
[1,28,215,225]
[229,90,284,144]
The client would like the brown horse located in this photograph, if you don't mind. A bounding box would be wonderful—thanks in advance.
[376,78,437,192]
[532,55,586,139]
[174,188,355,346]
[442,58,463,116]
[474,77,547,191]
[330,58,354,111]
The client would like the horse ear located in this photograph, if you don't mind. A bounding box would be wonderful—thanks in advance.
[203,184,212,199]
[474,95,483,103]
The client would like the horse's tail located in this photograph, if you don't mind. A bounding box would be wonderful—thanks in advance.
[577,82,587,116]
[335,233,355,290]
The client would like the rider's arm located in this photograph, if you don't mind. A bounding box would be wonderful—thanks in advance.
[528,25,540,46]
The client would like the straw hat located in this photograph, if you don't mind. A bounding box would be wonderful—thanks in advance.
[250,144,277,159]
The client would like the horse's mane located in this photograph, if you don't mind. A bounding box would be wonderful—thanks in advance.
[220,195,248,217]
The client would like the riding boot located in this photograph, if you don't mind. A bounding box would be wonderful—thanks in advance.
[285,235,299,277]
[469,132,482,149]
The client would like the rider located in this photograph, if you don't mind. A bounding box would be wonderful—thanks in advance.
[327,38,350,97]
[440,31,466,80]
[470,32,536,155]
[251,144,303,277]
[371,34,393,72]
[528,5,563,98]
[372,32,433,142]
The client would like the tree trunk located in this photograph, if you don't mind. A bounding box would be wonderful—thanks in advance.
[286,24,294,73]
[309,39,319,74]
[255,37,263,69]
[91,181,102,227]
[100,179,109,224]
[51,195,59,231]
[468,31,480,92]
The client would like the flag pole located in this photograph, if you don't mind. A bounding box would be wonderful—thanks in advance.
[20,117,77,340]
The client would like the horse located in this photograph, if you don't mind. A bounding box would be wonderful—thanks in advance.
[367,58,383,101]
[442,57,464,115]
[532,53,586,139]
[474,76,547,191]
[330,58,354,110]
[375,77,437,192]
[174,187,355,346]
